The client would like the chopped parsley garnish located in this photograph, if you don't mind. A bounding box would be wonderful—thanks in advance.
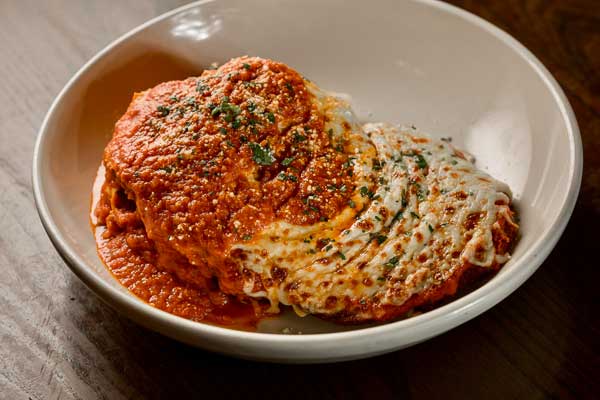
[348,199,356,208]
[337,251,346,260]
[285,82,295,95]
[359,186,376,199]
[242,63,251,70]
[265,111,275,123]
[240,135,248,143]
[325,244,333,252]
[211,97,241,123]
[219,127,228,135]
[428,224,434,233]
[196,81,209,93]
[415,154,428,169]
[277,172,298,182]
[451,160,458,165]
[281,157,295,166]
[160,166,173,173]
[410,211,420,219]
[242,234,252,241]
[248,142,275,166]
[293,131,307,142]
[375,234,387,244]
[374,215,382,221]
[157,105,170,117]
[377,276,386,282]
[417,186,428,201]
[391,210,403,223]
[384,256,400,269]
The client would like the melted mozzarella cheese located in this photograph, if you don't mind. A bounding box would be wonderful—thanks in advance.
[230,90,516,317]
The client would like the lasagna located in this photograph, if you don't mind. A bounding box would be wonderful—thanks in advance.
[93,56,518,327]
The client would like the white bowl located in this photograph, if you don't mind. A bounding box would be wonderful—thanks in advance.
[33,0,582,363]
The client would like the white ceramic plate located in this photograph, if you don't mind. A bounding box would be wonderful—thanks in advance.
[33,0,582,363]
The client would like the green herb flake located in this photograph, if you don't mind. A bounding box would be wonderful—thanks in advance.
[285,82,295,95]
[391,210,403,223]
[196,81,209,93]
[242,63,251,70]
[428,224,434,233]
[337,251,346,260]
[293,131,307,143]
[219,127,228,135]
[401,189,408,208]
[242,234,252,241]
[376,235,387,245]
[265,111,275,123]
[248,142,275,166]
[157,105,170,117]
[211,96,241,123]
[384,256,400,269]
[282,157,295,166]
[348,199,356,208]
[415,154,428,169]
[410,211,420,219]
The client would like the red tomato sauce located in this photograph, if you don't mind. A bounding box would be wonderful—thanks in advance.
[91,166,264,330]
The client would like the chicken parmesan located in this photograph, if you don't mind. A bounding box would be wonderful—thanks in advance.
[93,56,518,327]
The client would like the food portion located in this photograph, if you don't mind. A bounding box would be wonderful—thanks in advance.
[93,56,518,328]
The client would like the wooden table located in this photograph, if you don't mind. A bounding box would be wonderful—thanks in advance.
[1,1,598,398]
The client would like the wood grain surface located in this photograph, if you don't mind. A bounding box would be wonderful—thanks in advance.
[1,0,598,399]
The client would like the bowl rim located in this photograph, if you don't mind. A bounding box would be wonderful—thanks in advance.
[32,0,582,346]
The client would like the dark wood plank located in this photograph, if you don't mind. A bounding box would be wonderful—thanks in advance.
[0,0,598,399]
